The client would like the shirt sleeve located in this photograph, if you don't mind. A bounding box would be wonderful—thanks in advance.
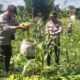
[3,17,19,31]
[3,25,16,31]
[54,22,62,35]
[3,24,17,33]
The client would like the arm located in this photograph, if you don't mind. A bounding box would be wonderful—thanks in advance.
[54,22,62,35]
[45,22,52,42]
[3,25,22,31]
[3,22,28,31]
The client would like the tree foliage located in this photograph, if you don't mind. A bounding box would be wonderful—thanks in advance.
[24,0,33,14]
[68,5,76,10]
[24,0,55,20]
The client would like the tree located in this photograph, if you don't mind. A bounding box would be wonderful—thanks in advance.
[17,6,26,17]
[17,6,28,22]
[32,0,55,19]
[24,0,55,20]
[68,5,76,10]
[24,0,33,16]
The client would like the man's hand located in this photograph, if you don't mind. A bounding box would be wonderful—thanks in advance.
[49,32,55,36]
[17,22,31,31]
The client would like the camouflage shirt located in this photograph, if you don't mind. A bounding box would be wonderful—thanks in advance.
[45,20,62,39]
[0,13,17,45]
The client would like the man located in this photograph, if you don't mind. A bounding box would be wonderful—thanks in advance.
[0,5,27,73]
[67,21,72,37]
[45,11,62,66]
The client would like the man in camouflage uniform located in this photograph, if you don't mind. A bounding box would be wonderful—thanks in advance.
[45,11,62,65]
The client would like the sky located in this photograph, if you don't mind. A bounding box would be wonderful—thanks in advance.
[55,0,80,9]
[0,0,25,10]
[0,0,80,10]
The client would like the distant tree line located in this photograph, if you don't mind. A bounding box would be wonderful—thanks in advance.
[23,0,60,20]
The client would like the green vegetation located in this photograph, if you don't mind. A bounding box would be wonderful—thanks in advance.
[0,1,80,80]
[0,17,80,80]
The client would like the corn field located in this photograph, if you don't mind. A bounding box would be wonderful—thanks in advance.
[0,17,80,80]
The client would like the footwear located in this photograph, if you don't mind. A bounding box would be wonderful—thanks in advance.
[47,59,51,66]
[55,60,60,65]
[47,63,51,66]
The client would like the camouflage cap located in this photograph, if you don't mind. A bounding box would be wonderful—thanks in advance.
[7,5,17,15]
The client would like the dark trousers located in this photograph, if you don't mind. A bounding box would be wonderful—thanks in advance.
[0,45,12,72]
[47,37,60,66]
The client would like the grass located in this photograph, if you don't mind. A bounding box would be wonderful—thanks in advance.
[0,18,80,80]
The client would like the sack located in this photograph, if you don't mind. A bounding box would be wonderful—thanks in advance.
[20,40,36,59]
